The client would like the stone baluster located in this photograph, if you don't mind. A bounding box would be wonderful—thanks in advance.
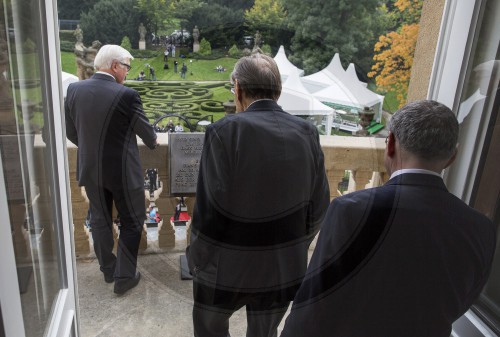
[10,203,30,261]
[328,169,348,197]
[139,224,148,253]
[157,197,176,248]
[348,170,374,192]
[71,183,90,256]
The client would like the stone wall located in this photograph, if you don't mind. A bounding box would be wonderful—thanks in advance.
[64,133,387,256]
[407,0,446,102]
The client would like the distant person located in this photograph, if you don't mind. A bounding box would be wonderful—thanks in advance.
[180,63,187,79]
[137,71,145,81]
[65,45,158,295]
[164,49,169,62]
[174,60,178,73]
[174,123,184,132]
[172,45,176,58]
[149,66,156,80]
[166,120,175,132]
[280,100,496,337]
[187,53,330,337]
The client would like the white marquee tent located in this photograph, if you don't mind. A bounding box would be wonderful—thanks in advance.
[301,53,384,121]
[273,45,304,81]
[61,71,79,98]
[278,68,334,134]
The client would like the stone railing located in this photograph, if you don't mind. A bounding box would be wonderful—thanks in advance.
[66,134,388,257]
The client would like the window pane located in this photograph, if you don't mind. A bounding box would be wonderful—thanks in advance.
[457,0,500,333]
[0,0,67,335]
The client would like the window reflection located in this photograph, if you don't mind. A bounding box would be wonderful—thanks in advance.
[457,0,500,333]
[0,0,66,335]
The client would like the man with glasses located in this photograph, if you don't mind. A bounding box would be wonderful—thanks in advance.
[187,54,330,337]
[280,100,496,336]
[65,44,158,295]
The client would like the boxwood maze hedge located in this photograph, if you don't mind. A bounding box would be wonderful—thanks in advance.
[126,81,229,124]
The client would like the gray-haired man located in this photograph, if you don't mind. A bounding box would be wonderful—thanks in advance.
[65,45,158,295]
[281,100,496,337]
[187,54,330,337]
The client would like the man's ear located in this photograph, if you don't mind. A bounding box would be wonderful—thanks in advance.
[235,81,244,103]
[386,132,396,157]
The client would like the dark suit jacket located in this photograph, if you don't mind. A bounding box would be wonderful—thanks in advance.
[187,100,330,305]
[65,73,157,190]
[281,173,496,337]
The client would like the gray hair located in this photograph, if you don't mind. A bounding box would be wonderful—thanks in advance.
[94,44,134,70]
[389,100,459,161]
[230,53,281,101]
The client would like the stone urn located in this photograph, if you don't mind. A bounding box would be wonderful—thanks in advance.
[355,106,375,136]
[223,99,236,115]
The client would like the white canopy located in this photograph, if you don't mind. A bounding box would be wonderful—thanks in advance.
[274,45,304,81]
[301,54,384,120]
[278,68,334,133]
[61,71,79,98]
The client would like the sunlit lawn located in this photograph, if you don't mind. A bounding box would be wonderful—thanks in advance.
[60,51,237,82]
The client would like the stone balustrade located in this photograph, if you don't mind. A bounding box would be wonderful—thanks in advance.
[65,133,387,256]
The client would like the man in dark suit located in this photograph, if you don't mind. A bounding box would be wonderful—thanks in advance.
[186,54,330,337]
[280,100,496,337]
[65,44,158,295]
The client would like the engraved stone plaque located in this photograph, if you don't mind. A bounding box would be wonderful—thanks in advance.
[168,132,204,196]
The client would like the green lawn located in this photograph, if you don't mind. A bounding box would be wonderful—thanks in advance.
[60,51,237,82]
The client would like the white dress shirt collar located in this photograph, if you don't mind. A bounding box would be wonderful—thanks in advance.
[390,168,442,180]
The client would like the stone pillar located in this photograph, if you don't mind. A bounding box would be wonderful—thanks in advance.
[193,42,200,53]
[10,203,30,262]
[328,169,347,197]
[158,220,175,248]
[223,99,236,115]
[70,177,90,256]
[348,170,374,192]
[139,224,148,253]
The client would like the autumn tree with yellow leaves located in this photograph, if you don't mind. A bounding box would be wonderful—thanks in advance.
[368,0,423,108]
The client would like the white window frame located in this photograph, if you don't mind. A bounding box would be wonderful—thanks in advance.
[429,0,498,335]
[0,0,79,334]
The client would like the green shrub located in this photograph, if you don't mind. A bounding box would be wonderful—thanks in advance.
[131,49,161,58]
[261,44,272,55]
[60,40,75,52]
[59,30,74,42]
[121,36,132,51]
[198,38,212,56]
[200,100,224,112]
[228,44,240,58]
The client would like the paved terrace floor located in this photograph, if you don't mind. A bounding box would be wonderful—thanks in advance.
[76,226,313,337]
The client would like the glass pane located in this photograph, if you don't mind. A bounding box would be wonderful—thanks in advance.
[456,0,500,333]
[0,0,67,335]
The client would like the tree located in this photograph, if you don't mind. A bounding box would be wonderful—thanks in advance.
[121,36,132,50]
[198,38,212,56]
[244,0,288,49]
[80,0,145,46]
[368,0,423,107]
[283,0,388,75]
[134,0,201,42]
[58,0,99,20]
[185,0,254,49]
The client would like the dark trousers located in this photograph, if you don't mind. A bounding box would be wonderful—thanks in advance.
[85,185,145,280]
[192,281,290,337]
